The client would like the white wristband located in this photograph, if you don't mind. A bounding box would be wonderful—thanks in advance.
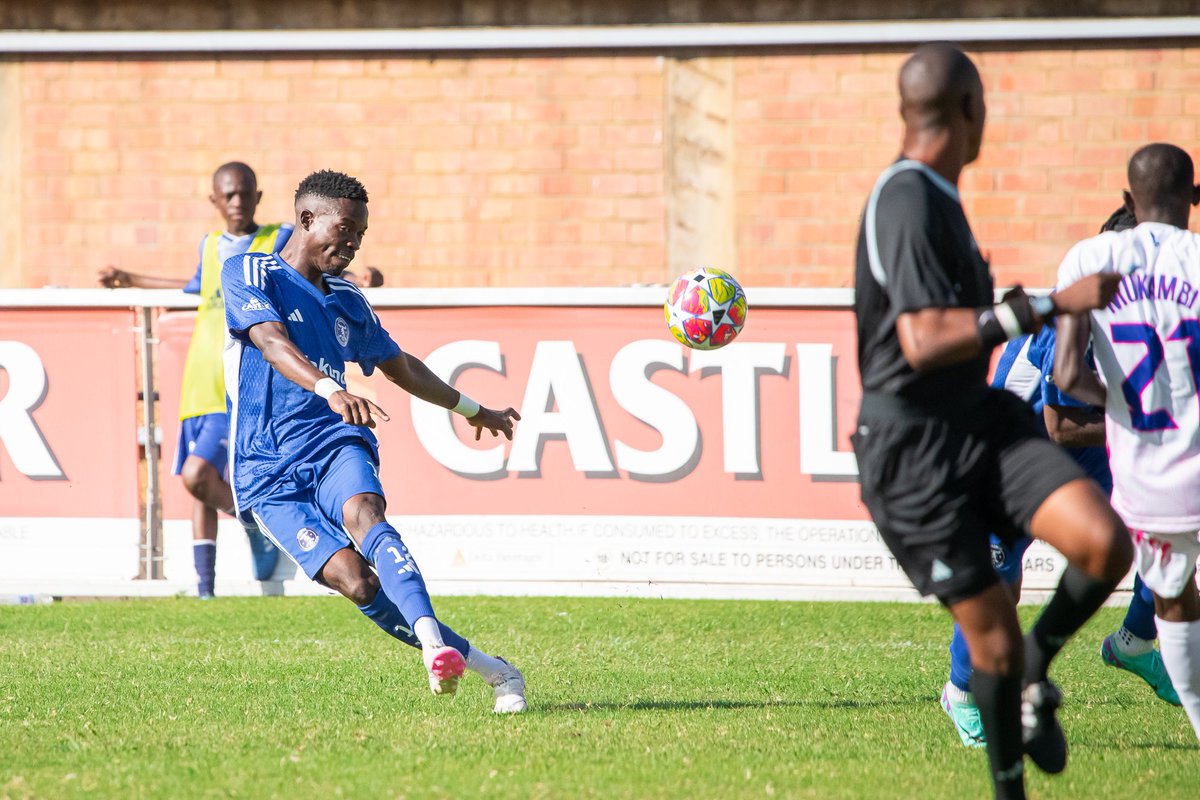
[993,303,1024,339]
[314,377,342,400]
[452,393,480,418]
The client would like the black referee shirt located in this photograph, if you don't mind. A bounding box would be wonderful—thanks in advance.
[854,159,993,404]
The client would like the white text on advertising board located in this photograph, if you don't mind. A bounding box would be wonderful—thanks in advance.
[411,339,858,481]
[0,341,64,479]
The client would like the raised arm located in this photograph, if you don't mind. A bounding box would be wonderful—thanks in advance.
[1052,314,1107,408]
[247,320,389,428]
[896,274,1123,372]
[377,352,519,440]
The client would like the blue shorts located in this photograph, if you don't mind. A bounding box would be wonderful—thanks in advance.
[173,413,230,475]
[990,534,1033,584]
[246,440,385,580]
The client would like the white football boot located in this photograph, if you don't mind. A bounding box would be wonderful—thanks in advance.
[489,658,528,714]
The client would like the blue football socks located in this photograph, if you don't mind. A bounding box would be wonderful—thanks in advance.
[193,539,216,597]
[949,622,974,693]
[359,522,437,627]
[1122,573,1158,641]
[356,584,470,657]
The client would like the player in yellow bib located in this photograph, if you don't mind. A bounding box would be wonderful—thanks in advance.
[100,162,291,597]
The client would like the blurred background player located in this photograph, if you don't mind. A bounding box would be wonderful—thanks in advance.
[852,44,1130,800]
[940,205,1179,749]
[99,161,288,597]
[344,266,384,288]
[222,169,526,712]
[1056,142,1200,741]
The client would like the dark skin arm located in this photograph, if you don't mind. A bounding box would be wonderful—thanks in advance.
[1052,313,1108,408]
[1043,403,1106,447]
[377,352,519,440]
[247,321,389,427]
[895,273,1123,371]
[895,307,983,371]
[97,267,188,289]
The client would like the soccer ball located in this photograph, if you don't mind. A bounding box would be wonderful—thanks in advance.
[664,268,748,350]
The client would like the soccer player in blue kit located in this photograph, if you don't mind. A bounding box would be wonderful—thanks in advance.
[222,170,527,712]
[940,206,1180,747]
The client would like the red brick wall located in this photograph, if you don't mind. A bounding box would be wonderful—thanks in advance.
[11,45,1200,289]
[16,55,666,288]
[734,46,1200,289]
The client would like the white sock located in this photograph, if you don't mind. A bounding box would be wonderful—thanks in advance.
[943,681,973,704]
[466,647,509,684]
[1115,626,1155,656]
[1155,616,1200,740]
[413,616,445,650]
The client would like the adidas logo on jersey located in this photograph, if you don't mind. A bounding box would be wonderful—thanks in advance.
[288,309,304,323]
[931,559,954,582]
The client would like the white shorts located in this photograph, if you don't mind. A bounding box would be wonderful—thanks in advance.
[1130,529,1200,598]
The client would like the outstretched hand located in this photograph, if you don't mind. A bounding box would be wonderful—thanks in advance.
[467,407,521,441]
[1053,272,1124,315]
[328,390,390,429]
[98,266,131,288]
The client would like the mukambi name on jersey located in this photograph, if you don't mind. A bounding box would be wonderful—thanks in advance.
[1107,271,1200,313]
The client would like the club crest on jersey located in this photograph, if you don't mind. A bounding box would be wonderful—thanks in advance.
[335,317,350,347]
[296,527,319,552]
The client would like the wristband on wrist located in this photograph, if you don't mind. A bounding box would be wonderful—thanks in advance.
[314,377,342,400]
[978,292,1041,349]
[452,392,480,418]
[976,308,1009,350]
[992,302,1024,339]
[1003,291,1040,334]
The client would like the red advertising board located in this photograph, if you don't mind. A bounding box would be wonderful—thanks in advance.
[1,297,1072,599]
[0,309,140,518]
[156,306,868,522]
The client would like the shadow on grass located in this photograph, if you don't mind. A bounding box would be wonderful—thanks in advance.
[1095,740,1200,751]
[542,697,929,713]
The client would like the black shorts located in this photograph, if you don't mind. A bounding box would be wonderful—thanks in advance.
[851,388,1086,606]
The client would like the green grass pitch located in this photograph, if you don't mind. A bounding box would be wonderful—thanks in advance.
[1,596,1196,799]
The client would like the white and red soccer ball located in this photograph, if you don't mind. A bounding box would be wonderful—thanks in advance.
[664,268,748,350]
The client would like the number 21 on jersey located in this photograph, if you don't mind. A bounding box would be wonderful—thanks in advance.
[1113,320,1200,431]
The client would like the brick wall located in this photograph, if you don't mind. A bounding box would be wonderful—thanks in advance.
[734,46,1200,289]
[12,56,666,288]
[7,44,1200,289]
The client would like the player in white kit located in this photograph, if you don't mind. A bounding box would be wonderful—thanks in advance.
[1055,143,1200,739]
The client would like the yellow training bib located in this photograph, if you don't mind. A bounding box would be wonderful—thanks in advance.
[178,224,283,419]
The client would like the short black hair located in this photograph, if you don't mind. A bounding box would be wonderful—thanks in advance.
[294,170,368,204]
[1128,143,1194,211]
[1099,205,1136,233]
[214,161,257,184]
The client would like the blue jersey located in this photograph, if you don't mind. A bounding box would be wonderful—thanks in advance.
[991,325,1111,493]
[222,252,402,509]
